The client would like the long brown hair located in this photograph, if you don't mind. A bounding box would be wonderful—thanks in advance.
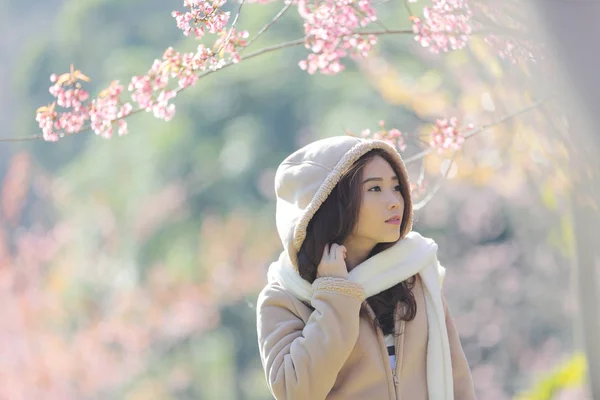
[297,148,416,335]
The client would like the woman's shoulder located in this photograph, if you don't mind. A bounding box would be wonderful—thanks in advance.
[257,280,291,302]
[256,280,309,315]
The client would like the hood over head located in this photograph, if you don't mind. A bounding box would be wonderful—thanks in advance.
[274,135,413,271]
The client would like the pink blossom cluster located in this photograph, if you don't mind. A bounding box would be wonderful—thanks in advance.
[127,48,192,123]
[35,70,132,141]
[359,120,407,152]
[297,0,378,75]
[128,72,176,123]
[172,0,230,39]
[89,82,132,138]
[214,28,250,64]
[37,25,250,140]
[429,117,472,152]
[412,0,472,54]
[35,74,91,141]
[127,36,249,123]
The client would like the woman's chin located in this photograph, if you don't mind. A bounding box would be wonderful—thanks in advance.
[380,232,401,243]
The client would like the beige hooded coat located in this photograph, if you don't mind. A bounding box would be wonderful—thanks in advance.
[256,136,476,400]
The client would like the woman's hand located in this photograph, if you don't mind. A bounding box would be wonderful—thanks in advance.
[316,243,348,279]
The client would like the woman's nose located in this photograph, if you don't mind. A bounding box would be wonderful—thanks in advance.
[387,192,402,209]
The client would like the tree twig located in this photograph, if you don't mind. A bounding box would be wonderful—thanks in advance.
[413,150,458,210]
[241,0,294,52]
[403,0,414,16]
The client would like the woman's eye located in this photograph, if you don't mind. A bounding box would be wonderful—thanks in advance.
[369,185,402,192]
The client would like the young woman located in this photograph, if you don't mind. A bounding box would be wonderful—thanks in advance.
[256,135,475,400]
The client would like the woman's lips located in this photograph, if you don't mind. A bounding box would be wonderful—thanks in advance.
[385,219,401,225]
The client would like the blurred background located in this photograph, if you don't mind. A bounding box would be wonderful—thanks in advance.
[0,0,596,399]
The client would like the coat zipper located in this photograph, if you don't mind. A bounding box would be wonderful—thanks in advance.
[393,319,406,398]
[392,341,399,387]
[362,302,398,399]
[391,303,404,397]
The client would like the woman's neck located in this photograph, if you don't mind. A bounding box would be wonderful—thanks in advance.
[342,237,376,271]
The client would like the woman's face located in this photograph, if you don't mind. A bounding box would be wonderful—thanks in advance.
[349,155,404,247]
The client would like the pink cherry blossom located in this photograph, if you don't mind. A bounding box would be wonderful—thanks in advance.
[36,71,92,141]
[412,0,472,54]
[117,119,128,135]
[89,81,127,138]
[35,103,60,142]
[56,109,87,134]
[49,85,89,110]
[172,0,229,39]
[429,117,473,152]
[297,0,378,75]
[126,44,228,123]
[214,28,250,64]
[356,120,407,152]
[36,69,134,140]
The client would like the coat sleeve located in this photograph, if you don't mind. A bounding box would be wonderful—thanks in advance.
[443,295,477,400]
[256,277,366,400]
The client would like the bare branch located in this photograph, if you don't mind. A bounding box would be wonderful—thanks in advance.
[242,0,294,52]
[403,0,414,17]
[0,135,44,142]
[417,157,425,186]
[413,150,458,210]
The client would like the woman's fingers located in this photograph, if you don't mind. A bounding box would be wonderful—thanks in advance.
[338,245,347,259]
[321,243,330,261]
[320,243,346,262]
[316,243,349,279]
[324,243,347,260]
[329,243,338,258]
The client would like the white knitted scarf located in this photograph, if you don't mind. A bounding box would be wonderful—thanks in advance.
[267,231,454,400]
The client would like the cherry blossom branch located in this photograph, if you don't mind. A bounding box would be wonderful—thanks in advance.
[3,73,552,147]
[11,0,545,144]
[202,38,305,76]
[199,29,413,73]
[404,94,555,165]
[1,28,416,143]
[1,44,548,144]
